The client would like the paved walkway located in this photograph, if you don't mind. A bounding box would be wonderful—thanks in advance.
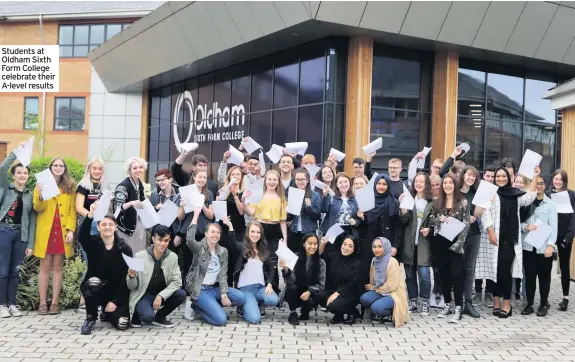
[1,267,574,362]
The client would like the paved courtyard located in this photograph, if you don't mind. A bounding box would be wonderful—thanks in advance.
[1,266,574,362]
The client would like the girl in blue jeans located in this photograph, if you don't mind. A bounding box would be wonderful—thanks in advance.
[360,237,409,328]
[233,222,279,324]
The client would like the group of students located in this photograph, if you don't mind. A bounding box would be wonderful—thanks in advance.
[0,136,572,334]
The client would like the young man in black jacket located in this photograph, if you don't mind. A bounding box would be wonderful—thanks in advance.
[171,152,218,197]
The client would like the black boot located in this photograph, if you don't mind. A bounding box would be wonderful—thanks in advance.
[343,308,359,325]
[330,314,344,324]
[81,315,97,335]
[521,305,534,315]
[288,311,299,325]
[463,300,480,318]
[299,305,310,321]
[558,299,569,311]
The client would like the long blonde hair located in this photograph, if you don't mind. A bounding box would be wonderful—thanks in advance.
[49,157,76,194]
[224,166,245,192]
[263,170,286,203]
[78,157,107,191]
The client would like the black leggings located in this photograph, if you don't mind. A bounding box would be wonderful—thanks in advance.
[262,223,282,294]
[493,240,516,300]
[558,242,572,297]
[316,289,359,316]
[523,249,553,307]
[436,236,464,306]
[475,279,496,294]
[284,284,317,312]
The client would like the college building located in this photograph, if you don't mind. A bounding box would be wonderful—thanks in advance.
[3,1,575,188]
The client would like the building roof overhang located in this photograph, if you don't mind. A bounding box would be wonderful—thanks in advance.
[89,1,575,93]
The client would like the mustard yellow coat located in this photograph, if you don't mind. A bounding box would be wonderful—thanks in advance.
[33,188,77,258]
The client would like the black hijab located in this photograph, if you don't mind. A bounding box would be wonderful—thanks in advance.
[366,174,398,224]
[495,167,525,244]
[294,233,320,287]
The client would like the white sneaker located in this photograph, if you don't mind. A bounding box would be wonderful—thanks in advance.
[420,301,430,316]
[0,305,10,318]
[8,305,22,317]
[429,294,438,308]
[436,295,446,309]
[183,300,195,321]
[448,306,462,324]
[437,304,452,318]
[408,300,418,312]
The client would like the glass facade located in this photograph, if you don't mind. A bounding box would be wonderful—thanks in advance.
[457,66,559,175]
[147,39,347,180]
[370,46,433,173]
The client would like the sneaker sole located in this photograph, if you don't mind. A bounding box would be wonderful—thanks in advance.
[420,311,430,316]
[0,315,11,318]
[152,321,175,328]
[10,313,22,317]
[448,318,462,324]
[130,324,142,328]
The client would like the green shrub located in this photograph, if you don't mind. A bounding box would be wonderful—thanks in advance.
[8,156,85,189]
[17,256,86,311]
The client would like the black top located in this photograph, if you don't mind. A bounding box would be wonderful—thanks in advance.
[389,179,406,199]
[322,252,361,299]
[114,177,145,235]
[146,257,167,296]
[222,191,246,236]
[1,191,23,225]
[77,183,101,211]
[79,216,133,306]
[170,162,218,198]
[461,188,480,236]
[547,189,575,244]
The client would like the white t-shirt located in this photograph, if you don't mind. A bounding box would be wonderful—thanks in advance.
[202,252,220,286]
[237,258,265,288]
[414,196,428,246]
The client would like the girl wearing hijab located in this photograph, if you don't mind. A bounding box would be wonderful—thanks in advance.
[398,172,433,316]
[546,169,575,311]
[428,174,470,323]
[360,237,409,327]
[318,235,362,325]
[280,233,326,325]
[357,174,401,286]
[480,167,538,318]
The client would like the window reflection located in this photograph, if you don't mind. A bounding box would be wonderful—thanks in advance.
[525,79,556,125]
[250,111,271,151]
[300,56,325,105]
[251,68,273,112]
[485,120,522,167]
[272,108,297,146]
[372,56,420,109]
[524,124,555,175]
[274,61,299,108]
[456,117,484,168]
[486,73,523,122]
[298,105,323,158]
[458,69,485,117]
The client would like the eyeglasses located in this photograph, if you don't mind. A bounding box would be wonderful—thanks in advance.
[537,182,546,186]
[156,178,168,183]
[295,178,307,182]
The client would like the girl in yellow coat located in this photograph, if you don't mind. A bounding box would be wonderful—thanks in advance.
[33,158,77,315]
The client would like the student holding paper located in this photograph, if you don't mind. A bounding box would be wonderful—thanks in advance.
[279,155,296,189]
[287,169,322,252]
[233,222,278,324]
[398,173,433,316]
[481,167,538,319]
[520,175,557,317]
[352,153,375,180]
[78,205,133,334]
[318,235,362,324]
[315,165,336,195]
[113,157,147,254]
[33,157,77,316]
[320,173,361,256]
[428,174,470,323]
[244,170,288,293]
[547,169,575,311]
[360,237,409,328]
[150,169,181,251]
[301,154,316,167]
[387,158,408,199]
[184,209,245,326]
[171,153,218,198]
[280,233,326,325]
[356,174,400,286]
[127,225,186,328]
[352,175,368,194]
[0,143,36,318]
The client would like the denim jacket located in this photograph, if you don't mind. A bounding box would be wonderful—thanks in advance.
[521,195,558,254]
[289,190,322,234]
[0,152,36,248]
[320,194,360,234]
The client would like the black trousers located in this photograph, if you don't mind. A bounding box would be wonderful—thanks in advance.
[494,240,516,300]
[287,230,307,253]
[284,284,317,312]
[523,249,553,307]
[558,241,572,296]
[439,251,465,306]
[262,223,282,294]
[316,289,359,316]
[475,279,496,294]
[81,281,130,329]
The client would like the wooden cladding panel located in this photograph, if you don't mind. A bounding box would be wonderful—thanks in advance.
[559,108,575,278]
[344,37,373,175]
[431,52,459,162]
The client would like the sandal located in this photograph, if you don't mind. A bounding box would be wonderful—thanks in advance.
[48,303,60,315]
[38,304,49,315]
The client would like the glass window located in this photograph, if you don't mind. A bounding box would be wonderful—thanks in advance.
[370,108,423,169]
[73,46,89,57]
[272,108,297,146]
[484,120,523,168]
[59,46,73,57]
[54,97,85,131]
[148,140,159,162]
[106,24,123,40]
[372,56,420,110]
[274,59,299,108]
[456,117,484,169]
[458,69,486,118]
[298,105,323,158]
[24,97,39,130]
[525,79,556,125]
[486,73,524,122]
[251,65,273,112]
[232,74,251,113]
[524,124,555,175]
[59,26,74,45]
[250,111,271,151]
[299,56,325,105]
[90,25,105,45]
[74,25,89,44]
